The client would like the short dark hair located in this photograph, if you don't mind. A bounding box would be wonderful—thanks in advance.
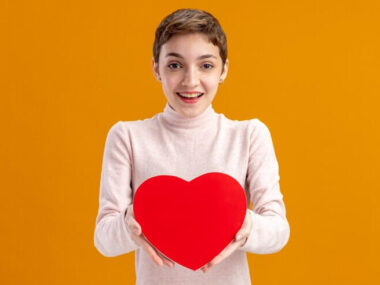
[153,9,228,65]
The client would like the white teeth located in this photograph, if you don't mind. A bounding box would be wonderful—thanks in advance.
[177,93,203,98]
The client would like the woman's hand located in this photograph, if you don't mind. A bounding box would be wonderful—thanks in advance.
[201,209,253,273]
[125,204,175,268]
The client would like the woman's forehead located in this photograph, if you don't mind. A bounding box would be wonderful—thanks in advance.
[161,33,220,61]
[164,52,218,61]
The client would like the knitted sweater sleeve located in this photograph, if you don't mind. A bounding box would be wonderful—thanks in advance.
[238,119,290,254]
[94,121,138,257]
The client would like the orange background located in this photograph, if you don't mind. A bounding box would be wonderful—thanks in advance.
[1,0,379,284]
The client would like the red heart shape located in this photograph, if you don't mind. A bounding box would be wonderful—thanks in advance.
[133,172,247,270]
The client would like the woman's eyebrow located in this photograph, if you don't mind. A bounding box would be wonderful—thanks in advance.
[165,52,217,60]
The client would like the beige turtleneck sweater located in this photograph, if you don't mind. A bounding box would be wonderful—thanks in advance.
[94,102,290,285]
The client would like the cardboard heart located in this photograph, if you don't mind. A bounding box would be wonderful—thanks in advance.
[133,172,247,270]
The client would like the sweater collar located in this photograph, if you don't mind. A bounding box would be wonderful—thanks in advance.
[160,102,218,130]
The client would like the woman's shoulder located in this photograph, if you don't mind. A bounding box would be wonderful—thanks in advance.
[220,113,268,133]
[105,114,160,137]
[102,117,158,152]
[219,114,276,148]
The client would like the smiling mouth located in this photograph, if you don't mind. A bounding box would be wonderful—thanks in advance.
[176,92,204,99]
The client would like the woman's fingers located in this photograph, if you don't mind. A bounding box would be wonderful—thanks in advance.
[138,237,164,266]
[135,231,174,268]
[125,210,162,266]
[125,204,174,268]
[129,219,142,235]
[203,237,247,273]
[126,210,140,232]
[141,236,175,268]
[235,209,252,245]
[140,234,175,268]
[157,251,175,268]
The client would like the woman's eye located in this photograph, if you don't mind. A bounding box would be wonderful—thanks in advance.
[167,63,213,70]
[168,63,181,69]
[203,63,214,69]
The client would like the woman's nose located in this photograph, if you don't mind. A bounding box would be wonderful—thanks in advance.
[181,67,199,87]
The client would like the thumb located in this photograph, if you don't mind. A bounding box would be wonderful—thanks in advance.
[235,231,243,241]
[130,219,142,235]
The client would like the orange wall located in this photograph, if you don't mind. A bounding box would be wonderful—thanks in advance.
[1,0,379,284]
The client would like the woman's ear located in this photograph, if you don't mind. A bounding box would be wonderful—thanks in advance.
[220,59,229,82]
[152,57,161,82]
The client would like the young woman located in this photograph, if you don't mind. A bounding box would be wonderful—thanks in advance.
[94,8,290,285]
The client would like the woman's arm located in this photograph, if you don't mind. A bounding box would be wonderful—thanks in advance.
[238,119,290,254]
[94,121,139,257]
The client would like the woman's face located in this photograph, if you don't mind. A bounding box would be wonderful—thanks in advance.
[153,32,228,118]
